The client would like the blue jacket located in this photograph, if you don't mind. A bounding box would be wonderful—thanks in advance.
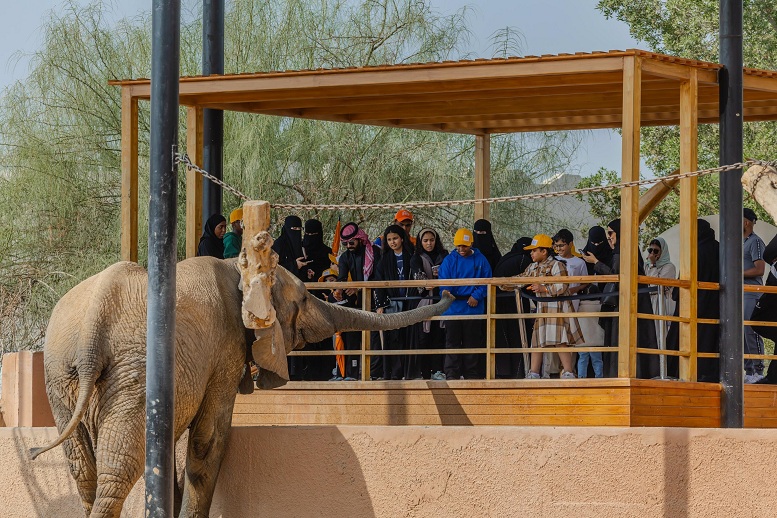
[439,248,492,315]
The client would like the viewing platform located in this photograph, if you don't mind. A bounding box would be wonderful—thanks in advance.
[234,378,777,428]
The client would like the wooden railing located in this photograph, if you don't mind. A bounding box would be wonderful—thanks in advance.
[292,275,777,382]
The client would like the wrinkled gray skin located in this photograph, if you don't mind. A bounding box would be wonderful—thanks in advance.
[29,257,452,517]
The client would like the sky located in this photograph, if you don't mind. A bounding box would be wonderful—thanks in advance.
[0,0,645,176]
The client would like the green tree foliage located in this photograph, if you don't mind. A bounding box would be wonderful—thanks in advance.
[588,0,776,235]
[0,0,582,351]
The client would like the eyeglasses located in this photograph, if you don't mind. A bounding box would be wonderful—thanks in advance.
[344,239,359,246]
[553,243,568,248]
[647,248,660,254]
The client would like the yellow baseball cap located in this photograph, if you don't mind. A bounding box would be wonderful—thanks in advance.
[229,208,243,224]
[318,267,339,282]
[453,228,474,247]
[524,234,554,250]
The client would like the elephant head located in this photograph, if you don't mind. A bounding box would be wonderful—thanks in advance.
[238,231,453,388]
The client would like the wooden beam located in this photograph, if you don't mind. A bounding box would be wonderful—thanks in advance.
[679,69,699,381]
[185,107,204,258]
[130,56,628,100]
[120,87,138,262]
[475,134,490,221]
[618,56,641,378]
[638,169,680,224]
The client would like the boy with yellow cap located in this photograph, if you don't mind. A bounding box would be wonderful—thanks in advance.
[502,234,584,379]
[437,228,492,380]
[223,208,243,259]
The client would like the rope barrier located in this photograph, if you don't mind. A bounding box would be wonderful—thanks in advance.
[176,153,777,211]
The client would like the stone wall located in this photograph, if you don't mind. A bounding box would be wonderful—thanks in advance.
[3,425,777,517]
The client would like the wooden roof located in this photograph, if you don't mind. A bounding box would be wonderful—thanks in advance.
[110,49,777,134]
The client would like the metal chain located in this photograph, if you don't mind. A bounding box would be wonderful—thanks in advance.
[175,152,777,211]
[177,153,249,201]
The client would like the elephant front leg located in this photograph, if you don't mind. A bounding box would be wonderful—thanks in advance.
[180,394,237,517]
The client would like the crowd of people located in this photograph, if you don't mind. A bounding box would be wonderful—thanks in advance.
[196,206,777,383]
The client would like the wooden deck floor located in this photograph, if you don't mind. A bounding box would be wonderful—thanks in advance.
[233,379,777,428]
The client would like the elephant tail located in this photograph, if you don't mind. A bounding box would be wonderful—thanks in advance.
[29,361,100,460]
[30,273,110,460]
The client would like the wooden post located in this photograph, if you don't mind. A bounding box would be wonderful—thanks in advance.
[679,69,699,381]
[486,284,496,380]
[186,107,204,258]
[239,201,275,330]
[475,134,491,221]
[120,87,138,262]
[618,56,641,378]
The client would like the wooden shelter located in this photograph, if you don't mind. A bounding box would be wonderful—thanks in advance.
[112,49,777,427]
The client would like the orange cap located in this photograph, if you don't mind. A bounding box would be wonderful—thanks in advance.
[394,209,413,222]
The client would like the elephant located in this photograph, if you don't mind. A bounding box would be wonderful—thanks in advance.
[29,233,453,518]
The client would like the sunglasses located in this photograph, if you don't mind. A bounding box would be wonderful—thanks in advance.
[344,239,360,246]
[647,248,660,254]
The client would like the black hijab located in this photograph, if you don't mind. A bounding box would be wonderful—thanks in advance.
[493,237,533,277]
[697,219,720,283]
[272,215,304,272]
[197,213,226,259]
[606,218,621,255]
[582,225,613,267]
[302,219,333,280]
[473,219,502,269]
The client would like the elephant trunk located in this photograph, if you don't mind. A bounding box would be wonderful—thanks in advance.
[304,290,454,343]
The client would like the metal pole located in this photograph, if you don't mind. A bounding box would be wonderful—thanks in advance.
[202,0,225,225]
[719,0,744,427]
[146,0,180,515]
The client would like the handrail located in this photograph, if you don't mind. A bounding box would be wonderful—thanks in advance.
[297,273,777,381]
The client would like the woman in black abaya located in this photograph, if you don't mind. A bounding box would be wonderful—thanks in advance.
[302,218,333,282]
[272,215,308,281]
[582,218,658,378]
[473,219,502,271]
[298,218,336,380]
[197,213,227,259]
[493,237,534,378]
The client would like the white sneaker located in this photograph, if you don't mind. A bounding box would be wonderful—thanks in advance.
[430,371,446,381]
[561,371,577,379]
[525,371,541,379]
[745,373,765,384]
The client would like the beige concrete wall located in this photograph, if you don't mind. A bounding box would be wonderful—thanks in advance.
[4,426,777,517]
[0,352,55,427]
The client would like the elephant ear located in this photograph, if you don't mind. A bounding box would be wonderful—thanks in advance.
[251,322,289,383]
